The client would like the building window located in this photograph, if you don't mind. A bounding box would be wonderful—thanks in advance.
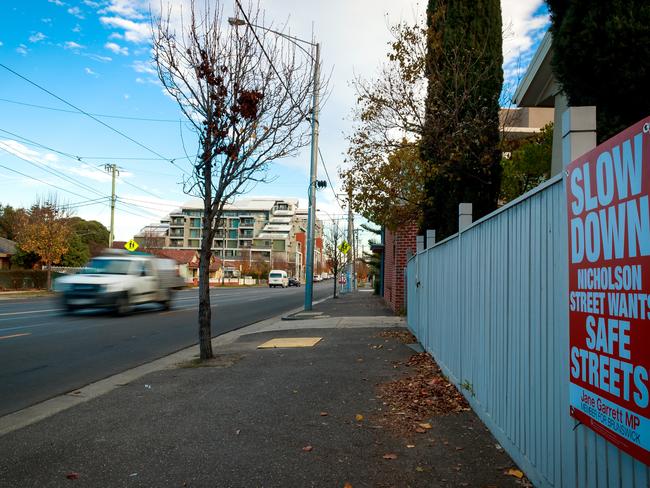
[190,218,201,228]
[190,229,200,238]
[188,239,200,248]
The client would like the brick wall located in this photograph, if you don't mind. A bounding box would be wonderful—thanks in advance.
[383,222,418,312]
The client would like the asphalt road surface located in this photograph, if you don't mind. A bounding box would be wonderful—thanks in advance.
[0,283,333,417]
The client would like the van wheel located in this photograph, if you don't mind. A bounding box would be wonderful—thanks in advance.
[114,292,132,316]
[160,289,174,310]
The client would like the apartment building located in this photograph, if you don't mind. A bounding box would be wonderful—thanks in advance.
[136,198,324,279]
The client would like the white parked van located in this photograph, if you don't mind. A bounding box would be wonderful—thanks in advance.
[268,270,288,288]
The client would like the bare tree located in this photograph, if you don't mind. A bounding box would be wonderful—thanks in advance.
[153,1,315,359]
[323,223,344,299]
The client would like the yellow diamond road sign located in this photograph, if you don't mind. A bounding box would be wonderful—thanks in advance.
[124,239,139,252]
[339,241,351,254]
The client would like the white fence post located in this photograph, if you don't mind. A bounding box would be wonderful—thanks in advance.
[458,203,473,232]
[416,235,424,252]
[561,106,597,168]
[426,229,436,248]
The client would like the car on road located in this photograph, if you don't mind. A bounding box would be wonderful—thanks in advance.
[268,270,288,288]
[313,274,323,282]
[288,277,301,287]
[55,251,185,315]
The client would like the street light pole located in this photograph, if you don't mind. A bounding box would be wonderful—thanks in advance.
[303,42,320,311]
[227,14,320,310]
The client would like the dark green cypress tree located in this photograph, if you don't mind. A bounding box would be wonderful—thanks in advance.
[420,0,503,239]
[547,0,650,143]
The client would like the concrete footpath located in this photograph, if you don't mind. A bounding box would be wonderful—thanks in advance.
[0,291,525,488]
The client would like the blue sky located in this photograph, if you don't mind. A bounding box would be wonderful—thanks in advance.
[0,0,549,244]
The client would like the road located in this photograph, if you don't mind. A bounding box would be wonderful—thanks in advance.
[0,283,332,417]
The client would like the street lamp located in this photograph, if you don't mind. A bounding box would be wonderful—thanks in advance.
[228,16,321,311]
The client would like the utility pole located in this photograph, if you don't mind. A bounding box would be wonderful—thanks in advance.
[347,187,354,293]
[105,164,118,247]
[304,42,321,311]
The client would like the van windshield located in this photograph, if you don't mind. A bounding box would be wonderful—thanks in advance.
[269,273,283,278]
[82,258,132,275]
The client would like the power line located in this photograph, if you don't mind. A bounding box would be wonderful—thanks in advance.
[318,147,344,208]
[119,196,182,209]
[0,128,186,202]
[0,63,192,177]
[0,97,183,123]
[0,142,107,200]
[0,161,97,200]
[233,0,311,119]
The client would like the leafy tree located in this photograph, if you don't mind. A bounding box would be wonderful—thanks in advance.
[546,0,650,142]
[153,1,315,359]
[500,123,553,203]
[60,233,91,267]
[343,19,427,228]
[421,0,503,240]
[14,198,73,289]
[0,205,27,240]
[10,246,40,269]
[69,218,109,256]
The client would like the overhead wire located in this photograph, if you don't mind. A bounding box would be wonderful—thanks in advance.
[0,63,192,177]
[0,97,183,123]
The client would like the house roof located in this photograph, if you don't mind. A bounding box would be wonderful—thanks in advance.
[0,237,17,254]
[149,249,198,264]
[513,31,558,108]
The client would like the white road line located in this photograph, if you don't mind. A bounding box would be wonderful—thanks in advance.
[0,308,62,317]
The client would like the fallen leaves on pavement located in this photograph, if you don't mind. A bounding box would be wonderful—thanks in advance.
[375,352,469,434]
[506,468,524,479]
[378,329,417,343]
[65,472,79,480]
[355,413,364,421]
[302,445,313,452]
[382,453,398,460]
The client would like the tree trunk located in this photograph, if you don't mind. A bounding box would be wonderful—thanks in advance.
[198,230,214,360]
[333,266,337,298]
[46,261,52,291]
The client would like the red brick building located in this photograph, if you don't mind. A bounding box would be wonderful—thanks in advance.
[382,223,418,313]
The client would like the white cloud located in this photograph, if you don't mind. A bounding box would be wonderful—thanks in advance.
[86,53,113,62]
[99,16,150,43]
[42,18,53,24]
[64,40,85,50]
[108,32,123,40]
[0,41,3,47]
[84,67,98,76]
[131,59,156,75]
[0,140,58,166]
[28,32,47,43]
[83,0,101,7]
[105,41,129,55]
[16,44,28,56]
[48,0,65,6]
[72,24,82,33]
[100,0,145,19]
[67,6,85,19]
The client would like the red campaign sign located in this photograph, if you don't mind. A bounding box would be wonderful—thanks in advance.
[567,116,650,465]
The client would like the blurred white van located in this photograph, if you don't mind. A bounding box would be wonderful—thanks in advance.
[268,270,288,288]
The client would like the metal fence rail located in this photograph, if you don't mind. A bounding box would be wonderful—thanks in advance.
[406,175,649,487]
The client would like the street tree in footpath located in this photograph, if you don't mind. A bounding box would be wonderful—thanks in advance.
[153,1,314,359]
[14,197,73,290]
[342,19,427,228]
[420,0,503,240]
[324,223,344,299]
[546,0,650,142]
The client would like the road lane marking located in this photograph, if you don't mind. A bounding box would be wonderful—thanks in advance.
[0,308,62,317]
[0,332,31,340]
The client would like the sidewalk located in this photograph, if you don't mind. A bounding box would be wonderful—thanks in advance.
[0,291,524,488]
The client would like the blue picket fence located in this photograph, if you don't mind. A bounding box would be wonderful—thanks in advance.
[406,174,649,487]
